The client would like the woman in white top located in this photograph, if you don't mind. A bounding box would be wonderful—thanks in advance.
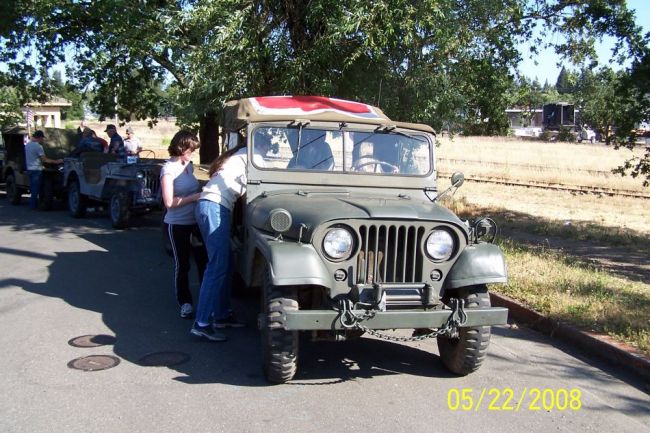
[160,130,208,319]
[190,135,271,341]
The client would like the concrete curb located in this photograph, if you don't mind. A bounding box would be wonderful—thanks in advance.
[490,292,650,384]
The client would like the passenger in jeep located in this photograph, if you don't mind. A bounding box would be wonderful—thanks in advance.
[105,124,127,162]
[287,129,334,170]
[70,128,106,156]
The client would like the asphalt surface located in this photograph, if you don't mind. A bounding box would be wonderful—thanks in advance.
[0,195,648,433]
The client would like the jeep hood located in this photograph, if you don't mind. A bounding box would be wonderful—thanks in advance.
[247,191,467,239]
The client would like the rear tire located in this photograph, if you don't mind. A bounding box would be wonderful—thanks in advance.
[110,190,131,229]
[261,265,299,384]
[5,173,21,205]
[68,180,86,217]
[437,285,491,375]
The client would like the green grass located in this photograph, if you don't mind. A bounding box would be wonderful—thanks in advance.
[494,239,650,355]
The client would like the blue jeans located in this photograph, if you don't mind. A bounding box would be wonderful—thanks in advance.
[27,170,42,209]
[194,200,232,325]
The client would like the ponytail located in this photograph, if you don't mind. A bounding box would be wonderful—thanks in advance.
[208,144,246,176]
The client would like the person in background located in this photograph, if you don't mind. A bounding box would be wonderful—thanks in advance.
[124,126,143,155]
[76,120,86,139]
[105,124,126,161]
[161,130,208,320]
[24,130,63,209]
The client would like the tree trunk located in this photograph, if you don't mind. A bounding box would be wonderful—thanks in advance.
[199,110,220,165]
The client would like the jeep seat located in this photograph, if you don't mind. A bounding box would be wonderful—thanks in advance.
[81,152,118,183]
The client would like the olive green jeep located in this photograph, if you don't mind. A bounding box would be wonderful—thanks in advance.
[223,96,508,383]
[63,150,164,229]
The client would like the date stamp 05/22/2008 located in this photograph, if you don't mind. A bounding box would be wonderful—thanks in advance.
[447,388,583,412]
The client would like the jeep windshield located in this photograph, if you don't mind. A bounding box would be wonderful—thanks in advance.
[251,126,432,176]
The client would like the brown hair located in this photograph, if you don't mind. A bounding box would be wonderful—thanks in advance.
[168,130,199,157]
[208,144,246,176]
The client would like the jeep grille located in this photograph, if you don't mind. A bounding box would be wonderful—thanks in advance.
[357,224,426,284]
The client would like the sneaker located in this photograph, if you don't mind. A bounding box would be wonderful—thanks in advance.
[180,303,194,319]
[213,313,245,329]
[190,323,227,342]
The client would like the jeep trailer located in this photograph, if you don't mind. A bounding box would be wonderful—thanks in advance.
[1,127,76,210]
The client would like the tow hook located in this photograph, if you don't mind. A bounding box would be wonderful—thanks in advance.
[336,297,468,342]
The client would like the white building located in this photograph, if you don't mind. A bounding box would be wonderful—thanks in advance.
[24,97,72,129]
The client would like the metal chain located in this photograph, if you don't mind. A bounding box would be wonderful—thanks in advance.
[337,298,467,343]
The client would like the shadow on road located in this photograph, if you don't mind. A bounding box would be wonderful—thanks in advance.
[1,196,648,400]
[0,200,456,386]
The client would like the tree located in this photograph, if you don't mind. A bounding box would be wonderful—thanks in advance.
[555,66,574,95]
[509,77,544,127]
[0,85,23,128]
[1,0,648,175]
[574,68,619,135]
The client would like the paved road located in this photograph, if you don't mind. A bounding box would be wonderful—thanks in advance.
[0,195,648,433]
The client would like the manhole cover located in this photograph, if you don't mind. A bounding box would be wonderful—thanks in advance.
[137,351,190,367]
[67,355,120,371]
[68,334,117,348]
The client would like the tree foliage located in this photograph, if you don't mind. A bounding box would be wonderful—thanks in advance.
[1,0,648,178]
[555,66,574,95]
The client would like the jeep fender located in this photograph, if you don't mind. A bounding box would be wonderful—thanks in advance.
[252,231,334,288]
[445,243,507,289]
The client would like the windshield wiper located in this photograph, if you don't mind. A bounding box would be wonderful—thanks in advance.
[375,125,425,142]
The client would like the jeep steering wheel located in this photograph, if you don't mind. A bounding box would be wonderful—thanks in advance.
[352,160,399,173]
[137,149,156,158]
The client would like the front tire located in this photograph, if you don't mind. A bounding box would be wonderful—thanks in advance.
[68,180,86,217]
[5,173,21,205]
[437,285,491,375]
[110,190,131,229]
[261,265,299,384]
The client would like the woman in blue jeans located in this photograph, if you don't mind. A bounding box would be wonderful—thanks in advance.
[191,144,248,341]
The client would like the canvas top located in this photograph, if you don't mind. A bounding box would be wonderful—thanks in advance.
[222,96,434,134]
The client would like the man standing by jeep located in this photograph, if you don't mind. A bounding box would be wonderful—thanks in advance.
[105,124,126,162]
[24,130,63,209]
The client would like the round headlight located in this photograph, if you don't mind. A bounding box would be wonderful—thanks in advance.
[322,228,354,260]
[135,170,145,179]
[425,229,455,261]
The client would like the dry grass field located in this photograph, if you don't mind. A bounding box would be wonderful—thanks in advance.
[437,135,647,191]
[437,136,649,354]
[437,136,650,235]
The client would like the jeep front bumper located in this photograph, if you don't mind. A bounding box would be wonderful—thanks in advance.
[261,307,508,331]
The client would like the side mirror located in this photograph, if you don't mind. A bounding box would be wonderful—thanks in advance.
[450,172,465,188]
[432,171,465,202]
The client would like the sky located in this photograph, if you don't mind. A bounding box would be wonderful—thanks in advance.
[518,0,649,84]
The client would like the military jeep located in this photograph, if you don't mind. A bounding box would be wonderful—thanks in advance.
[222,96,508,383]
[63,151,163,228]
[1,127,76,210]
